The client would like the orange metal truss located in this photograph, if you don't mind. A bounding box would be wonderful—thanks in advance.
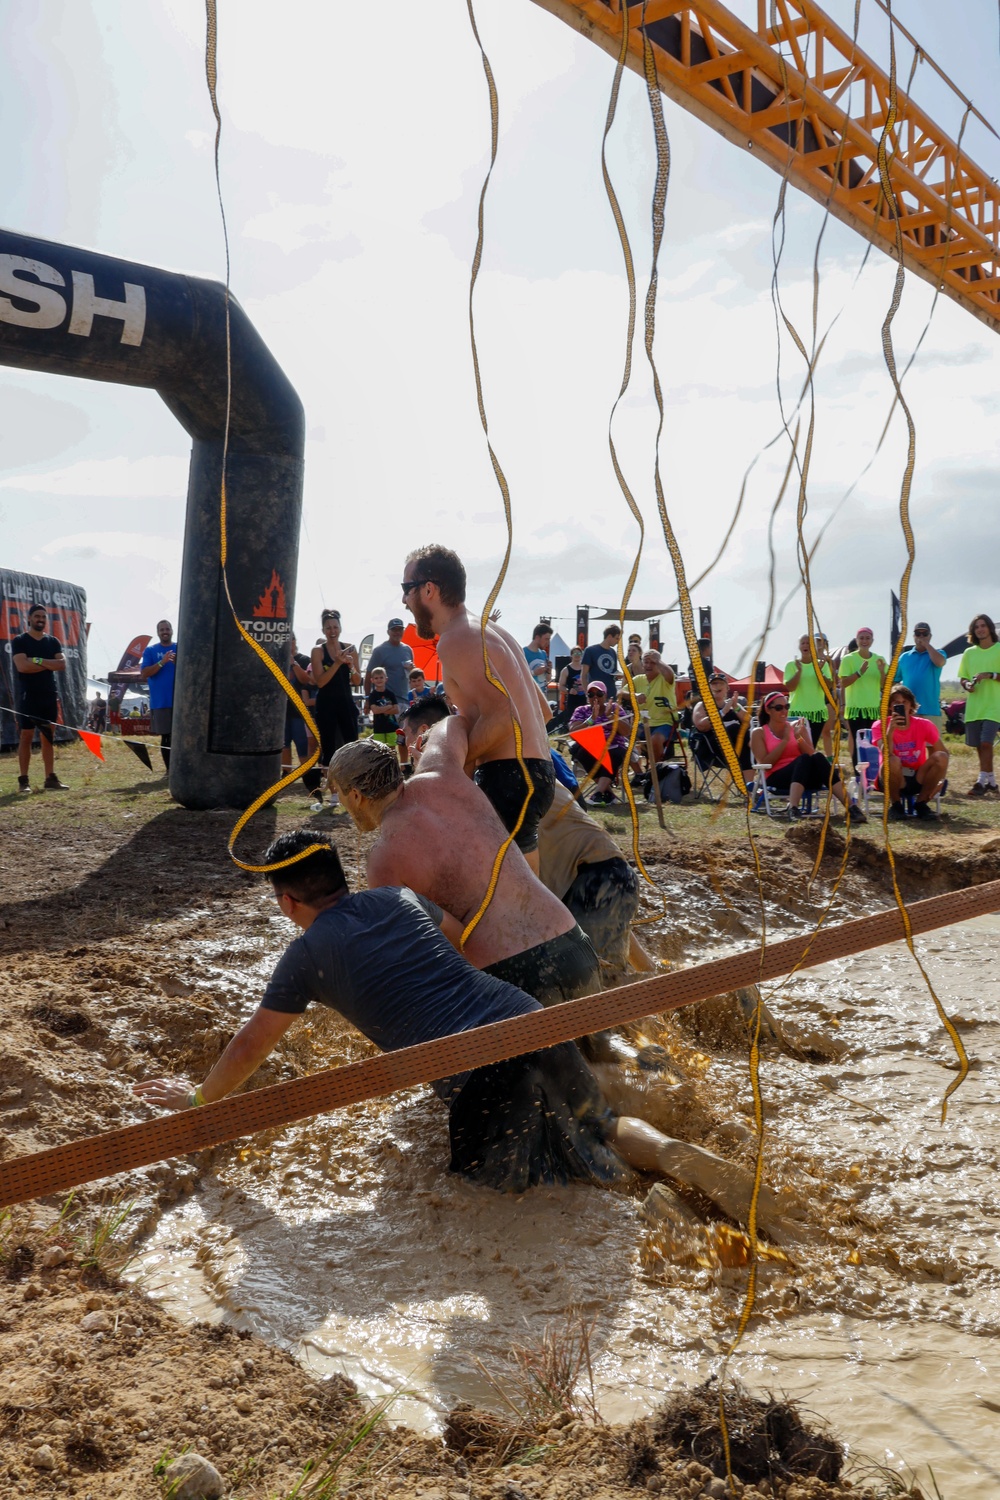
[532,0,1000,334]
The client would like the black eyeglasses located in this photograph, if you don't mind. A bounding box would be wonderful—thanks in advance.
[769,701,789,710]
[914,630,930,637]
[401,579,438,595]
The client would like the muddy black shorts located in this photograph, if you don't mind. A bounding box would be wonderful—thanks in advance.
[562,857,639,968]
[448,1041,631,1194]
[474,756,556,854]
[484,924,600,1007]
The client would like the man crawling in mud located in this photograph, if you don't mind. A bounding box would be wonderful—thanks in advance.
[328,717,601,1012]
[135,832,798,1237]
[401,544,554,873]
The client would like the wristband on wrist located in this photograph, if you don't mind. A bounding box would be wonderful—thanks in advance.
[187,1086,206,1108]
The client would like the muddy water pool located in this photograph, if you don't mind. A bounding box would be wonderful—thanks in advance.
[130,914,1000,1494]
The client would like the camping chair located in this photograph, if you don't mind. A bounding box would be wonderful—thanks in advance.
[689,729,731,803]
[751,751,828,819]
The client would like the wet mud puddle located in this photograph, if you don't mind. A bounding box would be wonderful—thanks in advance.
[130,915,1000,1494]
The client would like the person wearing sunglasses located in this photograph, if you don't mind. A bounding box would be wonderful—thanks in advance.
[896,622,946,724]
[400,545,554,872]
[751,692,863,821]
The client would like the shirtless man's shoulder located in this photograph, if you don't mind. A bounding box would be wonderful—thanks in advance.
[437,611,548,762]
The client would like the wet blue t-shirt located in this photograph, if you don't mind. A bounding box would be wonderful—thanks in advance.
[260,886,540,1098]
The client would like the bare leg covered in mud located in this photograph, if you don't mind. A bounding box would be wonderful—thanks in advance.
[608,1116,805,1245]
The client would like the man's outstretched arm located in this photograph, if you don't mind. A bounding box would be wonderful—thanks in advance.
[133,1005,296,1110]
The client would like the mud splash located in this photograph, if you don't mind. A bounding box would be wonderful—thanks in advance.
[129,914,1000,1495]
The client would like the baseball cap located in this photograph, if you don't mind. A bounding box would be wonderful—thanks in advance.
[387,617,404,628]
[914,621,931,632]
[587,680,609,695]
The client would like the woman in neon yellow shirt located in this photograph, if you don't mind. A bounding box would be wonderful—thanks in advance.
[958,612,1000,798]
[784,633,835,755]
[838,627,887,756]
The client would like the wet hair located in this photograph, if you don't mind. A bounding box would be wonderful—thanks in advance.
[400,697,450,731]
[888,684,917,710]
[405,544,466,606]
[329,738,403,801]
[264,831,348,905]
[968,613,997,645]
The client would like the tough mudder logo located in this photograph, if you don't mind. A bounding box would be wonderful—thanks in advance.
[241,569,290,646]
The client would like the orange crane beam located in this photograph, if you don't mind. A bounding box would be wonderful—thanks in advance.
[531,0,1000,335]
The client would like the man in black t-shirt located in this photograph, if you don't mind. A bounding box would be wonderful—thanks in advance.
[11,604,68,793]
[11,603,68,798]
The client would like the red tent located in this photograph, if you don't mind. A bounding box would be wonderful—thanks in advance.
[401,624,442,684]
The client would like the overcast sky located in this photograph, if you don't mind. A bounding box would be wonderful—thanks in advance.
[1,0,998,675]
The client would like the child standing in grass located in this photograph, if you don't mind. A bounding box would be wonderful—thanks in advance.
[365,668,400,748]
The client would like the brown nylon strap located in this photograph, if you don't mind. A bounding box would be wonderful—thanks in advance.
[2,878,997,1208]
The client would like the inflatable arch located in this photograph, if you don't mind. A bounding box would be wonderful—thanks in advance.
[0,228,304,810]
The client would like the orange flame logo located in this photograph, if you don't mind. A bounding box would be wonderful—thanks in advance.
[252,570,287,619]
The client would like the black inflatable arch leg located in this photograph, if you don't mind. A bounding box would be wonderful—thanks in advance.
[0,230,304,809]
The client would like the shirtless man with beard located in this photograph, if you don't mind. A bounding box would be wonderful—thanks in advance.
[329,719,601,1013]
[401,544,554,873]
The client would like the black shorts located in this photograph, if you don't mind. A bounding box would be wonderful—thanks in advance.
[447,1041,631,1194]
[847,712,879,734]
[562,857,639,967]
[876,767,920,796]
[474,756,556,854]
[15,712,55,741]
[484,924,600,1007]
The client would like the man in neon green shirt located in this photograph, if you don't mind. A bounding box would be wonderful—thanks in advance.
[630,649,677,760]
[958,612,1000,798]
[838,627,887,755]
[784,633,835,754]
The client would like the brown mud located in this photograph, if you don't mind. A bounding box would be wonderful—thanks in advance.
[2,744,998,1497]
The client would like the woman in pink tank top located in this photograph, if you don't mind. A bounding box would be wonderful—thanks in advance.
[751,692,862,821]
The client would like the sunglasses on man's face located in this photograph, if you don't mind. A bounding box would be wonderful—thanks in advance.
[401,578,439,595]
[914,630,930,637]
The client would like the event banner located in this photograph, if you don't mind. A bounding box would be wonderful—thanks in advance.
[0,569,88,746]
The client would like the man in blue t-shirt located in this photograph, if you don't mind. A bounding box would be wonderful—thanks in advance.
[132,831,800,1231]
[896,621,946,722]
[140,619,178,771]
[580,624,622,692]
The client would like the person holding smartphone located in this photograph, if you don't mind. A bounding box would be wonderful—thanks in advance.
[870,685,949,822]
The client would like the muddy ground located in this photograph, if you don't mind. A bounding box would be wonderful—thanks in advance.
[1,741,997,1498]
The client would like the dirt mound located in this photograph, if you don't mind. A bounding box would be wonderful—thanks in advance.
[652,1380,843,1486]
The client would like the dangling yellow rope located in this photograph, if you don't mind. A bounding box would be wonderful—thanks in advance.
[204,1,326,875]
[458,0,536,951]
[872,2,968,1121]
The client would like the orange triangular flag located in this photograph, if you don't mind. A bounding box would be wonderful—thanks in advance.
[78,730,105,762]
[568,723,613,775]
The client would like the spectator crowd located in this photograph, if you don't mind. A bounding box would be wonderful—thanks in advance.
[10,587,1000,823]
